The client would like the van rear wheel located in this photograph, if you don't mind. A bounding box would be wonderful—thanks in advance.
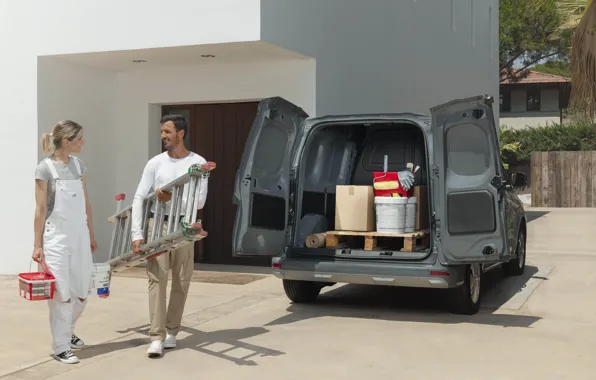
[503,229,526,277]
[448,264,481,315]
[283,280,322,303]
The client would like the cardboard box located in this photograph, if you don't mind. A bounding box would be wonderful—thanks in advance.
[335,185,375,231]
[413,186,429,231]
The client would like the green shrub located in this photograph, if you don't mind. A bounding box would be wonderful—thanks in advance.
[500,122,596,165]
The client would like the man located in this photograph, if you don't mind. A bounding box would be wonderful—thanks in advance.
[131,115,208,358]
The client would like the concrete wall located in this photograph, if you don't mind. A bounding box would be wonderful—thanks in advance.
[0,0,260,274]
[37,58,117,263]
[112,58,316,232]
[261,0,499,118]
[0,2,38,275]
[35,0,260,55]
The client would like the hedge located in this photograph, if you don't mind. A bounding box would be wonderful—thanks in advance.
[500,122,596,165]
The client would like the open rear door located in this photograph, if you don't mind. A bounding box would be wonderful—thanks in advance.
[430,95,508,264]
[232,97,309,256]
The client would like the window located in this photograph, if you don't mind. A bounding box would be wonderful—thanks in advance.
[445,123,490,176]
[499,92,511,112]
[527,90,541,111]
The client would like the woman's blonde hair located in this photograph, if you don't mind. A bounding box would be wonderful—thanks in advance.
[41,120,83,154]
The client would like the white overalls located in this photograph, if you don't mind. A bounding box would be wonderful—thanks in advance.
[42,157,92,355]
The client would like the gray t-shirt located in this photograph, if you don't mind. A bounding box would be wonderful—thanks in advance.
[35,156,87,219]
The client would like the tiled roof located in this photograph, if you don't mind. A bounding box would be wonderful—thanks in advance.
[501,70,570,84]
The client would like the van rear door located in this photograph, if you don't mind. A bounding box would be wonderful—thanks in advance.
[430,95,508,264]
[232,97,309,257]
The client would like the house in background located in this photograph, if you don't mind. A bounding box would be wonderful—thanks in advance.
[499,70,571,129]
[0,0,498,275]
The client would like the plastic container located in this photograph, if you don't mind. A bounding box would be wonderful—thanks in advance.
[18,271,56,301]
[91,263,111,298]
[375,196,408,233]
[405,196,417,233]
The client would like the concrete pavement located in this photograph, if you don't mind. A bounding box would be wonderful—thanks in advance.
[2,207,596,379]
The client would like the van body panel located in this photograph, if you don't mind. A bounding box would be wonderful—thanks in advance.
[430,95,509,265]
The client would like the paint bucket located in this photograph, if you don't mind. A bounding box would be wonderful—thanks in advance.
[405,197,417,233]
[91,263,111,298]
[375,196,407,233]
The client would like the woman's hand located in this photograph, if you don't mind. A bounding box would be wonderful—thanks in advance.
[91,238,98,254]
[32,247,44,263]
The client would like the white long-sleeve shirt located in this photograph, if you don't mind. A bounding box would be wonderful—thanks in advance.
[131,151,208,242]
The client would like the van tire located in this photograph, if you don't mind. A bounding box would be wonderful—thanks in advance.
[503,229,526,277]
[448,264,481,315]
[283,280,322,303]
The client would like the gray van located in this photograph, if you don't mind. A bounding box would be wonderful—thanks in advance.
[232,94,528,315]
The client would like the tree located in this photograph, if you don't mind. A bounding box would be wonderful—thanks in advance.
[532,59,571,77]
[500,0,568,83]
[531,1,595,115]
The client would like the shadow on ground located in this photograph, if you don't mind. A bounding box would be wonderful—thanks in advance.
[266,265,543,329]
[76,325,284,366]
[77,265,544,365]
[526,210,550,223]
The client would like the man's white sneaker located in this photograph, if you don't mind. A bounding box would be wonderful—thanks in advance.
[55,350,80,364]
[164,334,177,349]
[147,340,164,358]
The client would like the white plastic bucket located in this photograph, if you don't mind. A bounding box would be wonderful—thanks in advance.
[375,196,408,233]
[405,197,417,233]
[91,263,111,298]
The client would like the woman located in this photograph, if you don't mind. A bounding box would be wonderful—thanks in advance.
[33,120,97,364]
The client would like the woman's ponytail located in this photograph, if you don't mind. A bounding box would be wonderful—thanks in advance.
[41,133,53,154]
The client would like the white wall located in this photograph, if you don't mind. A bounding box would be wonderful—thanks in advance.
[261,0,499,119]
[37,57,117,263]
[35,0,260,55]
[0,2,38,275]
[113,58,316,223]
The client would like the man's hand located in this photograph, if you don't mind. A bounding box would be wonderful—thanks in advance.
[155,188,172,202]
[132,239,144,254]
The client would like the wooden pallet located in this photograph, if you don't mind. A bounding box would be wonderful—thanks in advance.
[325,229,430,252]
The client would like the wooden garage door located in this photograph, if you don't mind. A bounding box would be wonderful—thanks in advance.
[162,102,270,266]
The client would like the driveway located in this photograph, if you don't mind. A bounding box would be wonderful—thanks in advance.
[2,207,596,379]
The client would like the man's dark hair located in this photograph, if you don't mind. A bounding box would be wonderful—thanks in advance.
[160,114,188,136]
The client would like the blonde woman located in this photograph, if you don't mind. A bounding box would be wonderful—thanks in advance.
[33,120,97,364]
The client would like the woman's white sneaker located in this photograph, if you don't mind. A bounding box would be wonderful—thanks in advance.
[70,333,84,349]
[55,350,80,364]
[147,340,164,358]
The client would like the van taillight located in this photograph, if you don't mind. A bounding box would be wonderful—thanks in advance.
[430,271,450,276]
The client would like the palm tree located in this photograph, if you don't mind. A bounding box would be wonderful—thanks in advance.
[533,0,595,115]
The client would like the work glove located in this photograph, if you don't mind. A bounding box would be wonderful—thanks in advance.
[398,170,415,191]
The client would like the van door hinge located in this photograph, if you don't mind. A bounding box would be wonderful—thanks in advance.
[288,168,297,226]
[432,213,441,239]
[432,165,439,178]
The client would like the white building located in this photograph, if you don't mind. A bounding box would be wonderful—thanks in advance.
[0,0,498,275]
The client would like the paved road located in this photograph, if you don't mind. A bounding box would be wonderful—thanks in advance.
[2,207,596,379]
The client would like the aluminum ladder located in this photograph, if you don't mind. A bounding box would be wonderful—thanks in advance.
[107,161,216,273]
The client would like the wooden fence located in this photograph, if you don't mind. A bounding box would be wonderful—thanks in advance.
[531,151,596,207]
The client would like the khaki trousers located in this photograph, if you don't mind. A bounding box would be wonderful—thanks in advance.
[146,219,195,342]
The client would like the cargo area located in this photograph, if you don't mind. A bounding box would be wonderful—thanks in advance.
[292,121,431,260]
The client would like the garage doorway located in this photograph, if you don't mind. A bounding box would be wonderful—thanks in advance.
[161,102,270,266]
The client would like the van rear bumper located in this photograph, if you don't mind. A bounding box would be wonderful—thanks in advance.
[272,256,464,289]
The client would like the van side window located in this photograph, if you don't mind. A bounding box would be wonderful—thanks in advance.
[445,123,490,176]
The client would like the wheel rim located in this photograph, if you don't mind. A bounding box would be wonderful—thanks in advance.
[518,233,526,269]
[470,264,481,304]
